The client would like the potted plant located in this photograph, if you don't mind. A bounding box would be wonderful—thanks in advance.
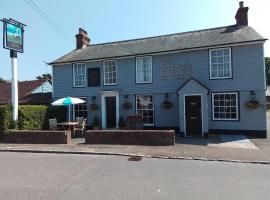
[161,100,173,109]
[90,103,99,111]
[245,100,262,109]
[122,101,132,110]
[118,116,126,129]
[92,115,100,130]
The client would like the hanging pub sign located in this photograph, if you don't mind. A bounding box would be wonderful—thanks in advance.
[1,18,25,53]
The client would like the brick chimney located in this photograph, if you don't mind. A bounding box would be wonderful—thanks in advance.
[235,1,249,26]
[75,28,90,49]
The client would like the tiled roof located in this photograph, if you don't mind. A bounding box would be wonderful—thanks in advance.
[50,25,266,65]
[0,80,51,105]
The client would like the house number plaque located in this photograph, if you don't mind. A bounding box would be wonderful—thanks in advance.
[160,59,192,80]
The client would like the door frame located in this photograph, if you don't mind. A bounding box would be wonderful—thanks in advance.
[183,94,204,137]
[101,91,119,129]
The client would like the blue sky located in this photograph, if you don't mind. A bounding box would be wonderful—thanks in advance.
[0,0,269,81]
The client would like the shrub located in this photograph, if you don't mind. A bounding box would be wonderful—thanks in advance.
[92,115,100,128]
[0,105,67,139]
[0,105,13,140]
[18,105,48,130]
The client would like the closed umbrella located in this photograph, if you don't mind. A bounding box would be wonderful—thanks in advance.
[51,97,85,122]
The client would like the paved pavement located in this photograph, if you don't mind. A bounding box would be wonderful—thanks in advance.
[0,152,269,200]
[1,135,270,163]
[0,112,269,163]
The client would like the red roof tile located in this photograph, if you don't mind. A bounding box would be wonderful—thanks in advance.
[0,80,51,105]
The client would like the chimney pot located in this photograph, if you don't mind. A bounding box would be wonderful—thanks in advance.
[239,1,243,8]
[235,1,248,26]
[76,28,90,49]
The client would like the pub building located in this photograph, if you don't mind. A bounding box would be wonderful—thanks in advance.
[50,2,267,137]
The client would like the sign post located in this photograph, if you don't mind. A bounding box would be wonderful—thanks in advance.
[1,18,26,126]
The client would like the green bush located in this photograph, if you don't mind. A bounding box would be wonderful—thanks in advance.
[18,105,48,130]
[92,115,100,128]
[0,105,13,139]
[0,105,67,138]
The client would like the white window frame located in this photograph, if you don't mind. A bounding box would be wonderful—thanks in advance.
[136,56,152,84]
[136,94,154,126]
[212,92,239,121]
[209,47,232,79]
[73,63,87,87]
[103,60,117,85]
[73,97,88,120]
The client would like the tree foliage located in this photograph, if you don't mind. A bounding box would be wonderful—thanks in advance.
[0,77,7,83]
[36,73,52,81]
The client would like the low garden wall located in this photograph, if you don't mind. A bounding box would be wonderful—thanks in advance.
[4,130,71,144]
[85,130,175,146]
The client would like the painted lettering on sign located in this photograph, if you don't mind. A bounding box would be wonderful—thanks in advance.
[160,59,192,80]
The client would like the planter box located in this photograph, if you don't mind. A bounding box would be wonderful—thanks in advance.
[85,130,175,146]
[4,130,71,144]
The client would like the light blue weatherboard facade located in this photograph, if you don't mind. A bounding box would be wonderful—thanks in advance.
[52,41,267,137]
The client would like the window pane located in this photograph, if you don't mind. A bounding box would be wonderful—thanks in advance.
[210,48,231,79]
[212,93,237,120]
[73,64,86,87]
[136,95,154,125]
[136,57,152,83]
[104,60,117,84]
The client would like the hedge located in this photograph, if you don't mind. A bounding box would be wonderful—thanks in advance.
[0,105,67,139]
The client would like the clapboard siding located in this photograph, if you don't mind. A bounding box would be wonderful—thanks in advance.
[52,43,266,131]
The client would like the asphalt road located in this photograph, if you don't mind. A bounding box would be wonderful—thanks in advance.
[0,152,269,200]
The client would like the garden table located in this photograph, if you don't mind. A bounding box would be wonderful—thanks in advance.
[57,122,79,138]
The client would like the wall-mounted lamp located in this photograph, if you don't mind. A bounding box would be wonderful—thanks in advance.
[124,95,128,103]
[250,91,256,101]
[165,93,169,101]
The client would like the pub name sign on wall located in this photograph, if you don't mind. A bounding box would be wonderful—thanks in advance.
[160,59,192,80]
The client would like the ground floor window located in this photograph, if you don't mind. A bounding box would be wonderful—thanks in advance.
[212,92,238,120]
[73,97,88,120]
[136,95,154,125]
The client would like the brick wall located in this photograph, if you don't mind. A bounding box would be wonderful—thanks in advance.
[4,130,71,144]
[85,130,175,146]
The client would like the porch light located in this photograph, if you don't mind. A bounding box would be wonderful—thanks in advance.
[165,93,169,101]
[92,96,96,103]
[124,95,128,102]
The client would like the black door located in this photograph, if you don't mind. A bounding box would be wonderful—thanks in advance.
[185,95,202,136]
[106,97,116,128]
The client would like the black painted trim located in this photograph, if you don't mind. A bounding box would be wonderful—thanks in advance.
[209,129,267,138]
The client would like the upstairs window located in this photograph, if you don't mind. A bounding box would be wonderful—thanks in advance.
[103,60,117,85]
[209,48,232,79]
[73,63,86,87]
[136,56,152,83]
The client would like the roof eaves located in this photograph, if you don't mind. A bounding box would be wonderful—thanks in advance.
[49,39,267,65]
